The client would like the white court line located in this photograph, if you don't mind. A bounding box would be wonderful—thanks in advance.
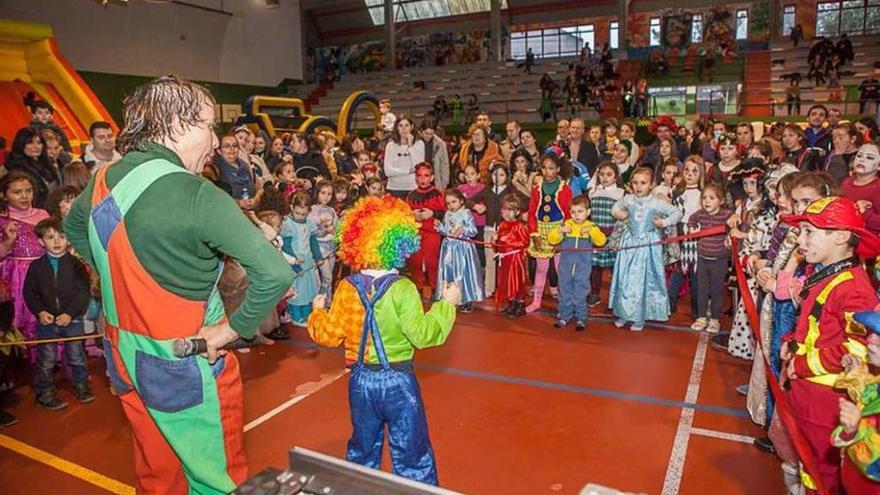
[691,427,756,445]
[244,368,349,432]
[661,331,709,495]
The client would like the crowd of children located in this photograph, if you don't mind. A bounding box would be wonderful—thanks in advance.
[4,85,880,493]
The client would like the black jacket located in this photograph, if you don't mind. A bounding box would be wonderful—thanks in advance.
[23,253,91,318]
[293,150,331,183]
[572,138,601,178]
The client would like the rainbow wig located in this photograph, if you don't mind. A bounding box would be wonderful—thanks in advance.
[336,195,421,271]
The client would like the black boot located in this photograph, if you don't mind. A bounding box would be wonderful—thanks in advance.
[499,302,514,316]
[507,301,524,319]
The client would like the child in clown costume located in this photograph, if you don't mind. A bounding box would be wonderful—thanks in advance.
[525,152,572,313]
[832,309,880,494]
[307,195,461,486]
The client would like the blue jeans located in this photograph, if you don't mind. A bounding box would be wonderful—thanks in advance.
[33,320,88,393]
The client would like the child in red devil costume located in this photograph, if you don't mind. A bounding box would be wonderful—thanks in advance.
[495,193,530,318]
[407,163,446,297]
[780,196,880,494]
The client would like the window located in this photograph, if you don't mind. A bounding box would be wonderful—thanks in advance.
[610,21,619,50]
[736,10,749,40]
[782,5,796,36]
[816,1,880,36]
[649,17,661,46]
[691,14,703,43]
[817,2,841,36]
[511,24,595,59]
[364,0,508,25]
[869,0,880,33]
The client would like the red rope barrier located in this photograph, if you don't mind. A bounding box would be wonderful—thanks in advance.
[731,238,829,495]
[423,225,728,253]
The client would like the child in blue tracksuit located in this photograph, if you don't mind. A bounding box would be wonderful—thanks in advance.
[548,196,607,331]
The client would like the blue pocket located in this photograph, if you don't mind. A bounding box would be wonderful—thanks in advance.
[135,351,203,413]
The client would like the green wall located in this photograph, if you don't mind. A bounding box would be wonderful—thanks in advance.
[77,71,287,126]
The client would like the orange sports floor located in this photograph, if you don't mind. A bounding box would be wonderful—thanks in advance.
[0,299,781,495]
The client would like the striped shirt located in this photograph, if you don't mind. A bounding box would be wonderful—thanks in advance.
[688,208,732,258]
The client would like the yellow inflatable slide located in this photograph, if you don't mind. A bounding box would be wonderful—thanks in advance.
[0,18,115,149]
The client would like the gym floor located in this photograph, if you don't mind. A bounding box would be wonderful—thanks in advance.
[0,297,780,495]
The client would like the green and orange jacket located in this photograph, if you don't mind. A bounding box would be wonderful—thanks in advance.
[65,143,292,338]
[307,270,456,364]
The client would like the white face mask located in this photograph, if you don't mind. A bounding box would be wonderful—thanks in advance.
[854,145,880,175]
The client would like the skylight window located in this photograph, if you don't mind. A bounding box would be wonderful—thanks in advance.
[365,0,508,25]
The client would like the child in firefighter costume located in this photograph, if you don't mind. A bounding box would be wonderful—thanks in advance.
[780,196,880,494]
[307,195,461,485]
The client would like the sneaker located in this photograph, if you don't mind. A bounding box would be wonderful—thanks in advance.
[710,332,731,351]
[459,302,473,313]
[574,321,586,332]
[707,319,721,334]
[0,409,17,428]
[35,390,68,411]
[690,317,709,331]
[73,384,96,404]
[553,319,568,329]
[630,323,645,332]
[614,318,627,328]
[587,294,601,308]
[735,384,749,396]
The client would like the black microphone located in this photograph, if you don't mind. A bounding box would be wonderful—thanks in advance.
[173,337,256,358]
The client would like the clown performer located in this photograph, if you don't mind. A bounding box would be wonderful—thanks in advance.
[779,196,880,494]
[406,162,446,298]
[64,76,293,494]
[307,195,461,486]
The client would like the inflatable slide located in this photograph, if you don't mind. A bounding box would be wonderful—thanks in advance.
[0,18,115,149]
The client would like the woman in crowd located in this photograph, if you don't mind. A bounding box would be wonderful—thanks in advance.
[384,116,425,198]
[4,127,60,208]
[458,124,501,182]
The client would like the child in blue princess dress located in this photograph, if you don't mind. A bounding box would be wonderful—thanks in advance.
[609,167,683,331]
[436,189,485,312]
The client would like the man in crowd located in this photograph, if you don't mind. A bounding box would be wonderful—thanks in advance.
[805,104,832,156]
[82,121,122,173]
[500,120,522,161]
[475,111,501,143]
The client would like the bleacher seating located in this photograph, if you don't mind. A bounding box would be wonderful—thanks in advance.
[308,57,581,127]
[761,35,880,116]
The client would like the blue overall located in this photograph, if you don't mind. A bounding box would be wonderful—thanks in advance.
[557,235,594,323]
[346,273,438,486]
